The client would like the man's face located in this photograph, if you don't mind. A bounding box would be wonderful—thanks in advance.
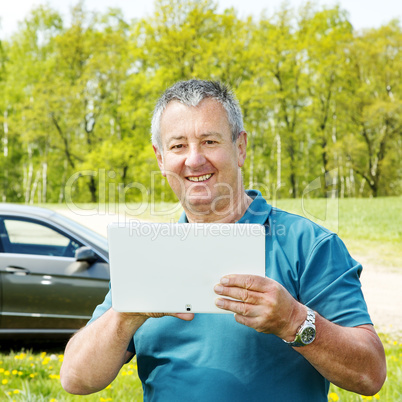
[154,98,247,217]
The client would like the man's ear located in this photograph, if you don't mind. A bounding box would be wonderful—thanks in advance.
[153,145,166,177]
[237,131,247,168]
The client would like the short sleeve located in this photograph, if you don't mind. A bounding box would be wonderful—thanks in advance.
[299,234,372,327]
[87,282,136,355]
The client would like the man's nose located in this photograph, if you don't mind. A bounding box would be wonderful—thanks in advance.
[185,145,207,169]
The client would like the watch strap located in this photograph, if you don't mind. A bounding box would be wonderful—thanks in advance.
[283,307,316,347]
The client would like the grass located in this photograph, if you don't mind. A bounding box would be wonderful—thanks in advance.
[0,350,142,401]
[0,333,401,401]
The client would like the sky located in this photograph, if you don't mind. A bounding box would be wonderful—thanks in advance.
[0,0,401,39]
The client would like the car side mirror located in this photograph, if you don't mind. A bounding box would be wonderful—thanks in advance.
[75,246,98,264]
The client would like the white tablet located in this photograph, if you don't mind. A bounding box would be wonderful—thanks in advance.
[108,221,266,314]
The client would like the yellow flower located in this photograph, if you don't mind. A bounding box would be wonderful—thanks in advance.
[50,399,58,402]
[2,379,8,385]
[12,370,18,375]
[4,370,10,376]
[13,390,21,394]
[374,394,380,400]
[49,374,61,380]
[0,368,4,373]
[329,392,339,401]
[105,384,112,390]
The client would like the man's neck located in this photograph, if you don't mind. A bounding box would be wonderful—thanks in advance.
[184,191,253,223]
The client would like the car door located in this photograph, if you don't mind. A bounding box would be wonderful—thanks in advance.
[0,216,109,334]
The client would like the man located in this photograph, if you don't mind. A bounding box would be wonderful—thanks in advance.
[60,80,386,401]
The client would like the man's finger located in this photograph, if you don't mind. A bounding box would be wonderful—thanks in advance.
[220,274,268,291]
[215,297,260,317]
[170,313,195,321]
[214,284,262,304]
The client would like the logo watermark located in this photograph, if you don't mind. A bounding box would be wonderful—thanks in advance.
[63,168,340,233]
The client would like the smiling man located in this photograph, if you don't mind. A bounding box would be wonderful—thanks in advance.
[152,81,251,222]
[61,80,386,401]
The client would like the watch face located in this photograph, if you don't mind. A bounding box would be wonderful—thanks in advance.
[301,327,316,344]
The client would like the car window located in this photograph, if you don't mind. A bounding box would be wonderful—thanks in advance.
[1,218,83,257]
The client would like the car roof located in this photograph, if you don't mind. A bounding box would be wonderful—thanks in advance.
[0,203,58,219]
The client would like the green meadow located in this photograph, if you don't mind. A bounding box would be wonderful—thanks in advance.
[1,198,401,401]
[0,335,401,401]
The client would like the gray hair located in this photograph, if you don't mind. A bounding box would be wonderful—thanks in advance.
[151,79,244,150]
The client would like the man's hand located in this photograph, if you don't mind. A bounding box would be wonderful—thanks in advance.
[214,274,306,341]
[119,311,195,321]
[214,274,386,395]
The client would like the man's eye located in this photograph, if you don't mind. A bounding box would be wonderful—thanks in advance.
[205,140,217,145]
[172,144,183,149]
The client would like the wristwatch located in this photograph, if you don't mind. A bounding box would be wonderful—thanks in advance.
[283,308,316,347]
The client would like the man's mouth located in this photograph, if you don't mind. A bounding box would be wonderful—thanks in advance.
[186,174,213,182]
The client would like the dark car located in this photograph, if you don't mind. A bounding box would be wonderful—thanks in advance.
[0,204,109,340]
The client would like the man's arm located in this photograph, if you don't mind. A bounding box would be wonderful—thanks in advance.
[214,274,386,396]
[60,309,194,395]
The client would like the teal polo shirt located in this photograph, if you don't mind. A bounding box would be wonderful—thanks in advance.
[90,190,372,401]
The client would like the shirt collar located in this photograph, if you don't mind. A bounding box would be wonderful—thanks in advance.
[178,190,271,225]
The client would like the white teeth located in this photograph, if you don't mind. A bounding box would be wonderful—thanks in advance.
[187,174,212,182]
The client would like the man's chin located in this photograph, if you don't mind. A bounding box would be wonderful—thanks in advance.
[182,196,214,214]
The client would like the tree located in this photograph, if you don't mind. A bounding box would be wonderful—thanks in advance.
[344,20,402,197]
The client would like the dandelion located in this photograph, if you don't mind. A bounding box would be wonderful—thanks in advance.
[50,399,58,402]
[105,384,112,390]
[49,374,61,380]
[4,370,10,376]
[2,379,8,385]
[0,368,4,373]
[374,393,380,400]
[12,369,18,375]
[13,390,21,394]
[329,392,339,401]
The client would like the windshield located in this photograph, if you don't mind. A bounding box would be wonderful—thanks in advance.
[50,213,109,252]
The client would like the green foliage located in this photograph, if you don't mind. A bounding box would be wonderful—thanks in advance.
[0,0,401,203]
